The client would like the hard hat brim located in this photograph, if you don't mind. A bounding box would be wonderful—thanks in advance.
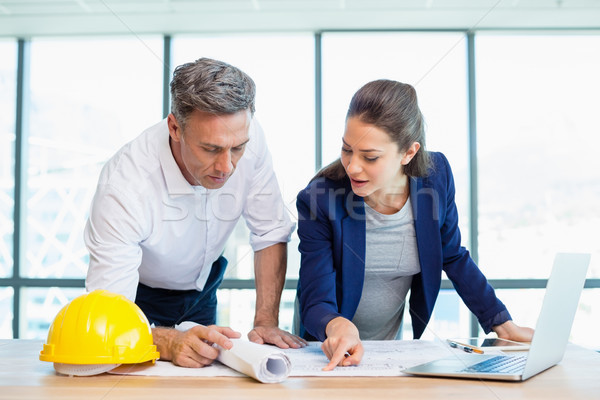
[54,362,121,376]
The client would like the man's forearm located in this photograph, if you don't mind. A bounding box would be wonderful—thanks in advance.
[253,242,287,327]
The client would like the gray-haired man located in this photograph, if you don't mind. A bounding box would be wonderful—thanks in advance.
[85,58,305,367]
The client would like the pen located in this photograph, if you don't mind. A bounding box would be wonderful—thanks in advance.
[448,341,484,354]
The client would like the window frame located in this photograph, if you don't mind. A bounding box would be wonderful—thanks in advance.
[1,31,599,342]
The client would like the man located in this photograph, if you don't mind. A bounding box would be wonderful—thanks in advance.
[84,58,304,367]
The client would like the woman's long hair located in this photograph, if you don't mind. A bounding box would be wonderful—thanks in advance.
[316,79,431,181]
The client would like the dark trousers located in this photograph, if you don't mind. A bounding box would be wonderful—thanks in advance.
[135,256,228,327]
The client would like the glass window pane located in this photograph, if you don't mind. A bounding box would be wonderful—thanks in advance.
[217,288,296,335]
[408,289,472,340]
[476,34,600,279]
[25,37,164,279]
[573,289,600,350]
[321,32,471,243]
[20,287,84,339]
[222,234,255,282]
[0,287,13,338]
[493,288,600,351]
[172,34,315,283]
[0,40,16,278]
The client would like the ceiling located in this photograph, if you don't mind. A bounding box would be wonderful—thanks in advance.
[1,0,600,37]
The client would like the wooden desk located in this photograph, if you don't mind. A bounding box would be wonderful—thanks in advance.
[1,339,599,399]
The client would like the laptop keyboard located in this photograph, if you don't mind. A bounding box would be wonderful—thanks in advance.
[462,355,528,374]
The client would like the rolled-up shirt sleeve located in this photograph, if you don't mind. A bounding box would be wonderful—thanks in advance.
[242,119,295,251]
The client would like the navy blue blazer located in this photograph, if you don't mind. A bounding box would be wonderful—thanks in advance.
[296,152,511,342]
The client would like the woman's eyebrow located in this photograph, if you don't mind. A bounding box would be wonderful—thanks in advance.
[342,138,382,153]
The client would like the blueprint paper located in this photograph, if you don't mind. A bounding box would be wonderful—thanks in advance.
[284,340,447,376]
[110,339,448,378]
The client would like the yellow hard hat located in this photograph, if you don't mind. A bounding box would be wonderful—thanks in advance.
[39,289,159,375]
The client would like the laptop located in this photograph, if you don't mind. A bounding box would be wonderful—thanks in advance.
[404,252,591,381]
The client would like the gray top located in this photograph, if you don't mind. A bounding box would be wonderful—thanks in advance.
[352,197,421,340]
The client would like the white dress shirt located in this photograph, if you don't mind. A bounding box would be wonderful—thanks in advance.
[84,118,295,301]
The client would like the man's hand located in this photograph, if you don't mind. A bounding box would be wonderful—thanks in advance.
[321,316,364,371]
[248,325,307,349]
[152,324,241,368]
[492,320,535,343]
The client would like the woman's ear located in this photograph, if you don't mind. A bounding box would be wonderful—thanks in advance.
[401,142,421,165]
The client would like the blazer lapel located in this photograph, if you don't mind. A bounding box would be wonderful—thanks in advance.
[411,175,432,274]
[340,190,366,318]
[409,176,441,337]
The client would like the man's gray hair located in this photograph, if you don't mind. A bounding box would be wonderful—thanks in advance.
[170,58,256,127]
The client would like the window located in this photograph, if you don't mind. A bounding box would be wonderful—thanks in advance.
[24,36,163,280]
[172,33,315,333]
[0,40,16,279]
[20,36,163,338]
[408,290,472,341]
[476,34,600,280]
[0,287,12,338]
[476,34,600,349]
[20,287,83,339]
[2,32,598,350]
[172,34,315,212]
[321,32,470,242]
[492,288,599,346]
[0,39,16,338]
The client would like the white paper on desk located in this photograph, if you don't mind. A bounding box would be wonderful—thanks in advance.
[110,359,244,377]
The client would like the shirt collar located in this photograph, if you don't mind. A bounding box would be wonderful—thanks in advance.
[158,121,197,195]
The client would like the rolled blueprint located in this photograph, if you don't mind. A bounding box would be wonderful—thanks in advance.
[174,321,291,383]
[217,338,291,383]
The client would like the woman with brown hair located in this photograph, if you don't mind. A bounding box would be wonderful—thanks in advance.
[295,79,533,370]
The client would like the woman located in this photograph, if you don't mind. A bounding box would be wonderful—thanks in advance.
[295,79,534,371]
